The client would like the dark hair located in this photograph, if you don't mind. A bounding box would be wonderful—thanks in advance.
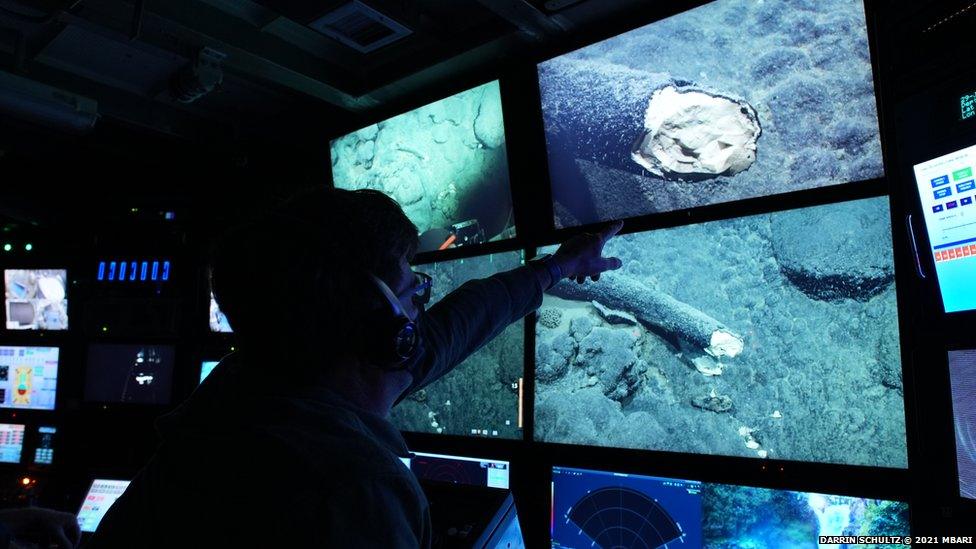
[210,187,419,360]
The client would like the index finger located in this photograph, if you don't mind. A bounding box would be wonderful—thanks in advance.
[598,220,624,243]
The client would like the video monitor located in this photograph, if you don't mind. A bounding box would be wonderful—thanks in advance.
[400,452,510,490]
[539,0,882,228]
[209,291,233,333]
[390,251,524,439]
[199,360,219,384]
[4,269,68,330]
[535,196,907,468]
[551,466,910,548]
[912,144,976,313]
[948,349,976,500]
[331,80,516,253]
[33,426,56,465]
[0,346,59,410]
[0,423,24,464]
[77,479,130,533]
[85,344,175,405]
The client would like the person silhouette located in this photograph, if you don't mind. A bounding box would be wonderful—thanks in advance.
[88,187,623,548]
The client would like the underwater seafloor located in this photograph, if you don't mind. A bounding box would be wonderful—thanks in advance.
[701,486,909,549]
[535,196,908,468]
[330,81,515,250]
[539,0,883,228]
[391,251,524,439]
[949,350,976,500]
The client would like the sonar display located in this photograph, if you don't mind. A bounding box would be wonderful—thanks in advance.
[552,467,702,548]
[568,487,685,548]
[551,466,910,549]
[535,196,907,468]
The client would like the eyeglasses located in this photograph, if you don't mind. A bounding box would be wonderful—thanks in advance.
[404,272,432,307]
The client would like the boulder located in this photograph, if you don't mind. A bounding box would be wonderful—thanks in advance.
[771,198,894,301]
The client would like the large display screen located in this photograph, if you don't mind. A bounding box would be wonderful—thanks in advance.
[539,0,882,228]
[912,144,976,313]
[78,479,130,533]
[0,346,59,410]
[391,251,524,438]
[400,452,510,490]
[4,269,68,330]
[0,423,24,464]
[331,81,515,253]
[551,466,910,548]
[535,196,907,468]
[948,349,976,500]
[85,344,175,405]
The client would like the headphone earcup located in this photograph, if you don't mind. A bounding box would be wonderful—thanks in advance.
[361,307,419,370]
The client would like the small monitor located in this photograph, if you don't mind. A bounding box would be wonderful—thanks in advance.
[912,144,976,312]
[539,0,882,228]
[550,466,910,548]
[401,452,510,490]
[0,346,59,410]
[4,269,68,330]
[390,251,524,439]
[331,80,515,253]
[85,344,175,405]
[0,423,24,464]
[948,349,976,500]
[33,426,56,465]
[209,291,233,333]
[77,479,130,533]
[200,361,219,384]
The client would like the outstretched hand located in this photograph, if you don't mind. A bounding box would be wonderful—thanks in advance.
[553,221,624,284]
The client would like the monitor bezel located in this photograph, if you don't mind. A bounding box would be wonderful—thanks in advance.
[944,344,976,510]
[393,247,529,441]
[903,136,976,325]
[525,0,890,237]
[328,77,524,259]
[0,343,61,414]
[82,342,178,408]
[2,267,71,333]
[547,462,912,547]
[526,192,914,470]
[0,421,27,466]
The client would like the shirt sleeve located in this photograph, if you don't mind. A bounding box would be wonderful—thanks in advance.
[406,265,544,394]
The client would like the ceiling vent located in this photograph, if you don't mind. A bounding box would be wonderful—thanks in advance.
[308,1,411,54]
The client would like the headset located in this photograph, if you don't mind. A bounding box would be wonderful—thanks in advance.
[364,273,421,370]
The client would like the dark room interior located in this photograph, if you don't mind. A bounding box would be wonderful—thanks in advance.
[0,0,975,547]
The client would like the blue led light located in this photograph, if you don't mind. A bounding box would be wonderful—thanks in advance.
[96,258,171,283]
